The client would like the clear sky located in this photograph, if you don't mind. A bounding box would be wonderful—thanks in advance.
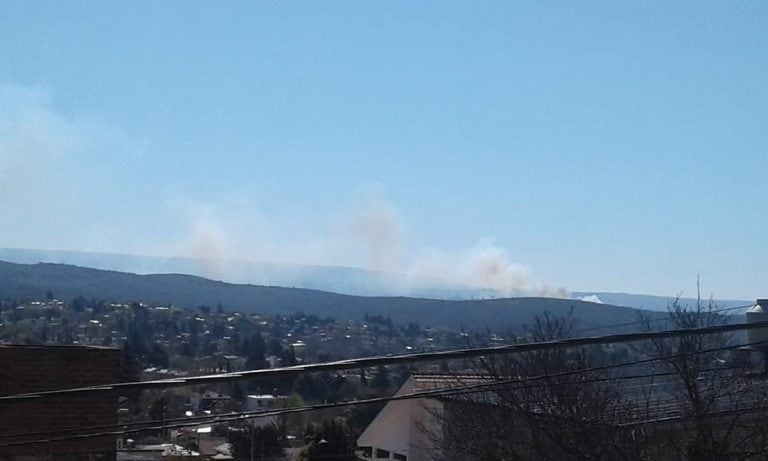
[1,1,766,299]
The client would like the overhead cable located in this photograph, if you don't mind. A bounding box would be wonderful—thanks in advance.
[3,318,767,402]
[2,338,762,448]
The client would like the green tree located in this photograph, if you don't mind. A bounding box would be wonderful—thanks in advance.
[301,419,357,461]
[370,365,390,389]
[280,393,307,436]
[228,423,284,461]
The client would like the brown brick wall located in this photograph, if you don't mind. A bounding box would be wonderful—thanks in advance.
[0,346,121,460]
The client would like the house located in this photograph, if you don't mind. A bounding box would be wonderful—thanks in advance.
[117,443,200,460]
[244,394,287,427]
[190,390,230,415]
[356,374,488,461]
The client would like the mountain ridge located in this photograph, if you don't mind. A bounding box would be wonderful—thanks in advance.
[0,247,494,300]
[0,248,753,310]
[573,291,752,312]
[0,260,664,331]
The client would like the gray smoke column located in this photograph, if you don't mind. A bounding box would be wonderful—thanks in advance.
[351,197,404,274]
[182,216,227,280]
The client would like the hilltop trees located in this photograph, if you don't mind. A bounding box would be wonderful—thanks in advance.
[228,423,284,461]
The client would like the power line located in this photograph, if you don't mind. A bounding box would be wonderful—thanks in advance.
[572,303,753,334]
[0,377,665,447]
[3,318,766,402]
[2,338,762,448]
[0,366,715,441]
[618,399,768,428]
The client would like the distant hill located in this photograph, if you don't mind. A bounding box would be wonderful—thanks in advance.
[0,248,751,314]
[572,292,753,313]
[0,260,666,332]
[0,247,494,299]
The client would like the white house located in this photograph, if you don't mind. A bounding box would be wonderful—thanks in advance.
[245,394,286,427]
[356,374,487,461]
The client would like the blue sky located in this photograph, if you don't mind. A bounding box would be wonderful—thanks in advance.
[0,1,766,299]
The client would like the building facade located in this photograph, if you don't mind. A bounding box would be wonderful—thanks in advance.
[0,345,122,461]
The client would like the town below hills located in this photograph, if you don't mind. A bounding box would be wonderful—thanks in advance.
[0,257,756,461]
[0,259,669,332]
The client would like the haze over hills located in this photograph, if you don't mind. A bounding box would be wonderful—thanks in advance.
[0,248,753,312]
[572,292,753,313]
[0,247,495,300]
[0,260,670,332]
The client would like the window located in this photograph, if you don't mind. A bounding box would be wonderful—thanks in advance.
[394,454,407,461]
[375,448,390,459]
[357,446,373,458]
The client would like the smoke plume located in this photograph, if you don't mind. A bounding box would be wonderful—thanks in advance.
[409,241,568,298]
[183,218,227,280]
[350,197,404,274]
[0,82,566,298]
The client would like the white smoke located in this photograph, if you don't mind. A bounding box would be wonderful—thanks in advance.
[349,196,404,274]
[0,85,77,205]
[0,82,147,253]
[0,82,566,298]
[168,196,566,298]
[183,217,227,280]
[0,84,103,250]
[579,294,604,304]
[408,241,568,298]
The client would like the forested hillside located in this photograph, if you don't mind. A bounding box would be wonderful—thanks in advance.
[0,260,660,331]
